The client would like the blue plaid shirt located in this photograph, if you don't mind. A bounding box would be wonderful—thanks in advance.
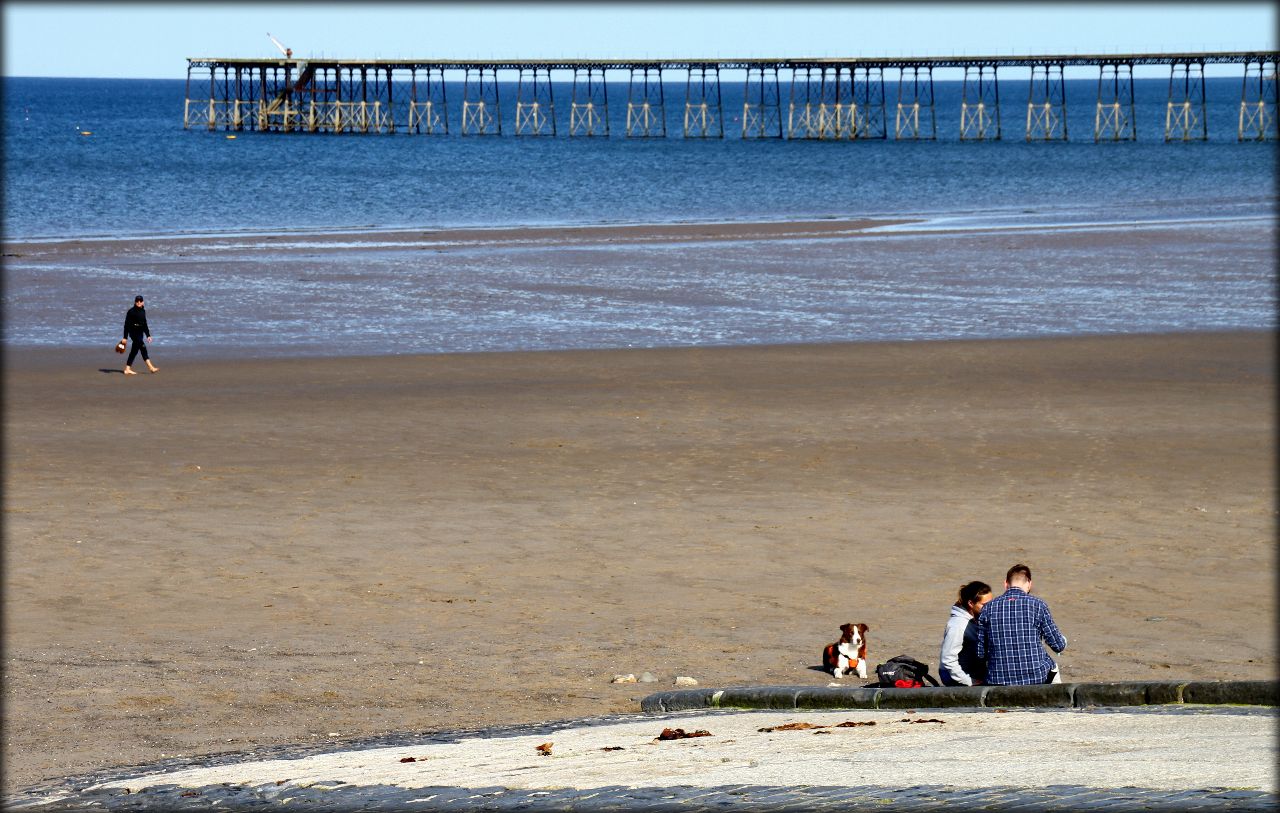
[976,587,1067,685]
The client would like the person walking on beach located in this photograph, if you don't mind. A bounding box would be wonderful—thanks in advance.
[938,580,992,686]
[122,295,158,375]
[976,564,1066,685]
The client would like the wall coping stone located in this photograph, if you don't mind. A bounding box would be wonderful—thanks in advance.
[641,679,1279,714]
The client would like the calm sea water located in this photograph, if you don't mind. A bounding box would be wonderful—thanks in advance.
[5,75,1278,238]
[2,76,1276,355]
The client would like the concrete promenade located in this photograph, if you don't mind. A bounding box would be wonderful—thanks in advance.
[8,680,1277,811]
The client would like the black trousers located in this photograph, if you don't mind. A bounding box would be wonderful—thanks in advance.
[126,336,150,365]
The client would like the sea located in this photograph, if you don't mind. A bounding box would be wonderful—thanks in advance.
[2,75,1276,357]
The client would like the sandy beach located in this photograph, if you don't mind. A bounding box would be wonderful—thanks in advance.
[2,326,1274,791]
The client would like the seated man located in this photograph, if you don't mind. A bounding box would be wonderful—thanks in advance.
[976,563,1067,685]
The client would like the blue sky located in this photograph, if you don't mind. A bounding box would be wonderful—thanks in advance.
[4,2,1275,79]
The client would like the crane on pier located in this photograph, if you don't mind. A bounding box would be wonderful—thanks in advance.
[267,33,292,59]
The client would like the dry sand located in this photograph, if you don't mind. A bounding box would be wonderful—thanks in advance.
[49,709,1280,798]
[2,330,1275,791]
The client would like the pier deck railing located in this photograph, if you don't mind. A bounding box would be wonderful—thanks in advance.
[184,52,1279,142]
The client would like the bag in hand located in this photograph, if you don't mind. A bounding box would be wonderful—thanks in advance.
[875,655,941,688]
[114,338,128,354]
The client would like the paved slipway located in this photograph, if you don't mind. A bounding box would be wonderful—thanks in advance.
[8,681,1278,812]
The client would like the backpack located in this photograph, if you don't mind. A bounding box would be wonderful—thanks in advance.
[874,655,940,688]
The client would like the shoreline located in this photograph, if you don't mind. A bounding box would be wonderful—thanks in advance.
[4,205,1273,249]
[1,216,917,252]
[3,330,1273,789]
[5,325,1272,372]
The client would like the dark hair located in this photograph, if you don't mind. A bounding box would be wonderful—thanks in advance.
[135,296,144,302]
[955,580,992,608]
[1006,563,1032,583]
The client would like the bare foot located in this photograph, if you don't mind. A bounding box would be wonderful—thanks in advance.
[123,367,137,375]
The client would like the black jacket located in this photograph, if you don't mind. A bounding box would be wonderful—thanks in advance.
[124,305,150,339]
[959,618,988,683]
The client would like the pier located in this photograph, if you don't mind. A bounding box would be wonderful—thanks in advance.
[184,52,1278,141]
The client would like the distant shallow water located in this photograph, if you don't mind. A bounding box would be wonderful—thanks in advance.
[4,214,1273,360]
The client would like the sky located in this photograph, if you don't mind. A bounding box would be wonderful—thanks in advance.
[3,2,1276,80]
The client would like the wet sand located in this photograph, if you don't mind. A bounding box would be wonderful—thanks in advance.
[2,217,916,256]
[3,329,1274,791]
[5,215,1274,361]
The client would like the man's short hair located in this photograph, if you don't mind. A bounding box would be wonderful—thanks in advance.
[1006,563,1032,584]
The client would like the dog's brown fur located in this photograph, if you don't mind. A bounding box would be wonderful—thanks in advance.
[839,622,869,662]
[824,622,870,679]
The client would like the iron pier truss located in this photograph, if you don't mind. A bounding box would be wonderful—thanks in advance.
[184,52,1279,141]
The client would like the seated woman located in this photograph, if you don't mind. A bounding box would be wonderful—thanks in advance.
[939,580,993,687]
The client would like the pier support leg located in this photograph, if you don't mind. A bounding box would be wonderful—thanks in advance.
[828,67,851,139]
[345,66,392,134]
[333,66,356,133]
[259,64,300,132]
[206,64,250,131]
[683,65,724,138]
[357,67,374,133]
[895,66,936,140]
[302,66,323,133]
[409,67,448,134]
[569,67,609,136]
[315,67,333,132]
[741,65,782,138]
[1165,61,1207,141]
[1026,64,1068,140]
[851,66,886,138]
[787,68,811,138]
[462,66,501,135]
[255,66,267,131]
[1238,57,1278,141]
[960,65,1000,140]
[184,63,214,130]
[212,65,235,131]
[229,65,254,131]
[515,66,556,136]
[626,67,666,138]
[382,67,397,133]
[788,67,830,139]
[1095,62,1136,141]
